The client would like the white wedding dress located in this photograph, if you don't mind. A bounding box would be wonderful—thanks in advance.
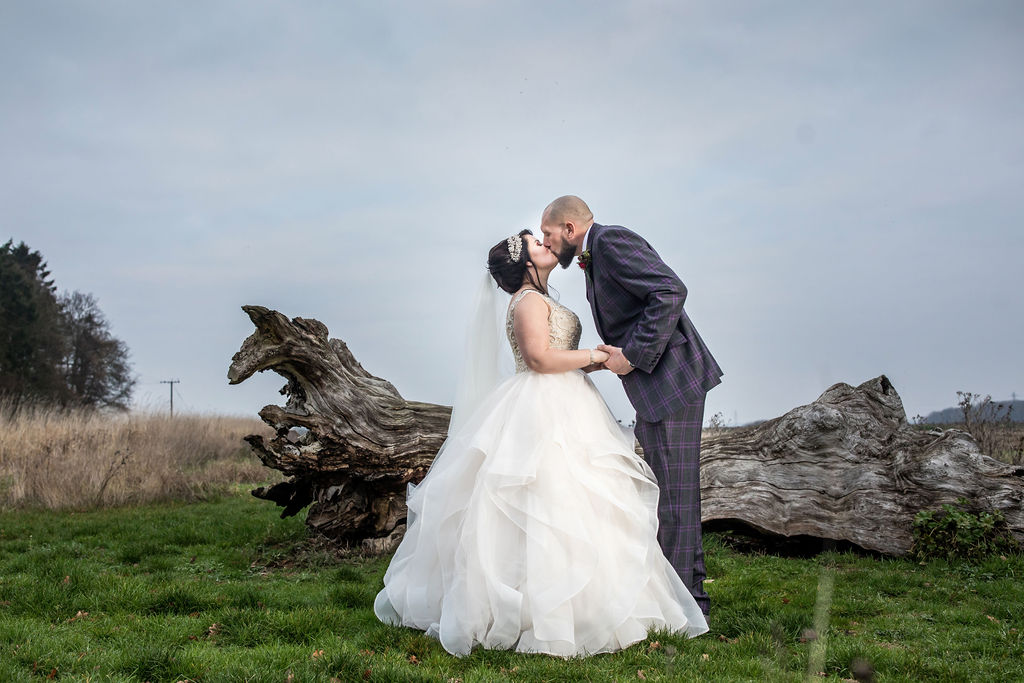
[373,289,708,657]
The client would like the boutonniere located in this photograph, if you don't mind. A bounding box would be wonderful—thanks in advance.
[577,250,592,272]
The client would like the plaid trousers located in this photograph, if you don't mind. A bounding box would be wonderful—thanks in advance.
[634,397,710,615]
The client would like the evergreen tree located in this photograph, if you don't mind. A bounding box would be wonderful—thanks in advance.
[0,240,66,404]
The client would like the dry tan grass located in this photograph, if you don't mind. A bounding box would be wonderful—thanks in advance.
[0,403,281,510]
[914,422,1024,465]
[977,423,1024,465]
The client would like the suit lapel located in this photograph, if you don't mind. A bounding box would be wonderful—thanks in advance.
[584,224,607,340]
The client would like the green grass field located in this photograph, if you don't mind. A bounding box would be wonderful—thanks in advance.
[1,490,1021,682]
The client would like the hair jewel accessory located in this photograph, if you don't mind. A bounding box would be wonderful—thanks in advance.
[506,235,523,262]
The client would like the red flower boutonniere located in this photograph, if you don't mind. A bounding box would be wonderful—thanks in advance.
[577,250,592,272]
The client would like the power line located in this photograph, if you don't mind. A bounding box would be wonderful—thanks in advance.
[160,379,180,417]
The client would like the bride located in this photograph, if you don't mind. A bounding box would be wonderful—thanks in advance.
[373,229,708,657]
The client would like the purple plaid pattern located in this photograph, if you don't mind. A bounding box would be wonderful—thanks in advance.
[634,400,710,614]
[585,223,723,423]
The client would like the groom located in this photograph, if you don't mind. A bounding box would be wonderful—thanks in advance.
[540,195,723,616]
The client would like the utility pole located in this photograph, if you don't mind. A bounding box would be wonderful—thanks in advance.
[160,379,180,417]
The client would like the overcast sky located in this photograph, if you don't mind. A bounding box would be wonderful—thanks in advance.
[3,1,1022,425]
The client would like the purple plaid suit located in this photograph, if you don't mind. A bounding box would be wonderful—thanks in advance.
[584,223,722,615]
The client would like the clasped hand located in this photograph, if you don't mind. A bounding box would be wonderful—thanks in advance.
[581,347,609,374]
[582,345,634,375]
[595,344,634,375]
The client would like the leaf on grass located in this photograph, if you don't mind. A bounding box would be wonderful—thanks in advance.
[647,640,661,651]
[986,615,999,623]
[312,649,324,659]
[702,653,710,661]
[362,669,372,680]
[408,654,419,665]
[637,669,646,680]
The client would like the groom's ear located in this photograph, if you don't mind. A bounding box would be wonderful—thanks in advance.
[565,221,576,238]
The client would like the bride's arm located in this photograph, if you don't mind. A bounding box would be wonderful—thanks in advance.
[512,293,609,374]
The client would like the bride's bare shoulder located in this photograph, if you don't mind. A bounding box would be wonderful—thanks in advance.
[510,289,550,319]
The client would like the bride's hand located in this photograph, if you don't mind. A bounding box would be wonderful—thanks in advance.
[585,350,606,370]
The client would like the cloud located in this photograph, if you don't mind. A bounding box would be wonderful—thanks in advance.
[2,1,1022,423]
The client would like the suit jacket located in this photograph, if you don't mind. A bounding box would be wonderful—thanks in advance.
[584,223,723,422]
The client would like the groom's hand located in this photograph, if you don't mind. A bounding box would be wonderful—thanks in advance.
[597,344,635,375]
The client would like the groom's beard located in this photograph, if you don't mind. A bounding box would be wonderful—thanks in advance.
[557,241,577,269]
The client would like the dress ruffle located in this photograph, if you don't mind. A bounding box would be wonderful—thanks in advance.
[374,370,708,657]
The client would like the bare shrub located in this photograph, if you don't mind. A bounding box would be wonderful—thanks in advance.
[705,411,728,435]
[0,401,279,510]
[956,391,1024,465]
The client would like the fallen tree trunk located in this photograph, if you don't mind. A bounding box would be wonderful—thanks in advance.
[229,307,1024,555]
[227,306,449,552]
[699,375,1024,555]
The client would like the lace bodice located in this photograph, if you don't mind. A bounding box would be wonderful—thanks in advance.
[506,289,583,372]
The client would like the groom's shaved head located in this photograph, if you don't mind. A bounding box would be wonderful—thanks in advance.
[540,195,595,269]
[543,195,593,226]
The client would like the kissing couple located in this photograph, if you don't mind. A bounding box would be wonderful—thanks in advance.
[375,195,724,657]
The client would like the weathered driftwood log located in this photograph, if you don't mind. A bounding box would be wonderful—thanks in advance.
[700,375,1023,555]
[229,307,1024,556]
[227,305,449,552]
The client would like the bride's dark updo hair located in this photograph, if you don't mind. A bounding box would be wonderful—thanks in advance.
[488,229,545,295]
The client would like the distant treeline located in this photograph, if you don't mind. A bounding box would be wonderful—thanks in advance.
[921,400,1024,424]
